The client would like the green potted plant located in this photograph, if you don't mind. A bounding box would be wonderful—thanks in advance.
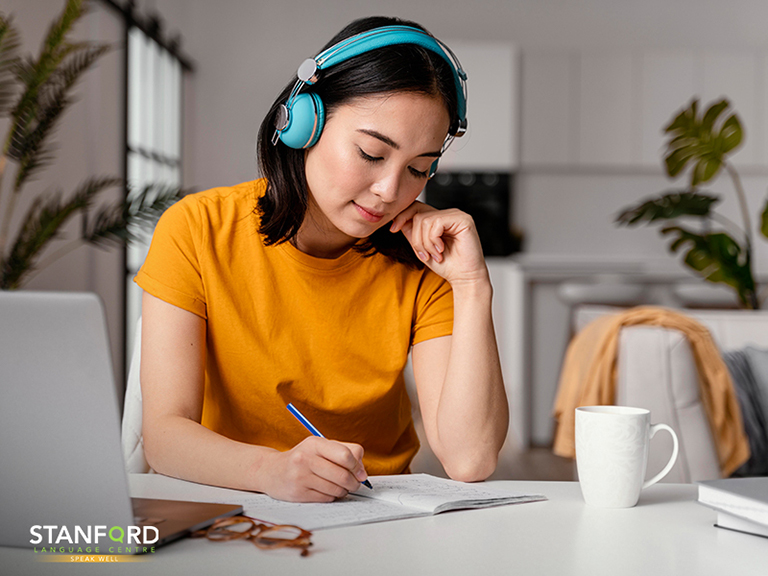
[616,98,768,309]
[0,0,179,289]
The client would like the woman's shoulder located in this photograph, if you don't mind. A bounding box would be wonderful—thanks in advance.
[179,179,265,211]
[162,179,266,227]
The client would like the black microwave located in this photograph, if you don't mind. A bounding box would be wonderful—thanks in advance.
[424,171,522,256]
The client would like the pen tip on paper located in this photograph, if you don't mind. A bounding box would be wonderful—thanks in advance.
[362,479,373,489]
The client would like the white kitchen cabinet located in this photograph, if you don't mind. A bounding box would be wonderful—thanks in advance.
[639,51,696,166]
[578,53,635,165]
[486,259,527,449]
[438,42,519,171]
[520,51,575,166]
[521,48,768,170]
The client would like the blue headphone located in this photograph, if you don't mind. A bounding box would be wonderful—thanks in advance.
[271,25,468,178]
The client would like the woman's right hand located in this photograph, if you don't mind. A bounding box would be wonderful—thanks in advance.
[257,437,369,502]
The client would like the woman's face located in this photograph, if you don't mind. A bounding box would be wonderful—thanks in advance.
[301,91,450,257]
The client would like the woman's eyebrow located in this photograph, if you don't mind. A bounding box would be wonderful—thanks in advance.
[356,129,442,158]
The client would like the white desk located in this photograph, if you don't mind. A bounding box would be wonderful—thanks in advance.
[1,478,765,575]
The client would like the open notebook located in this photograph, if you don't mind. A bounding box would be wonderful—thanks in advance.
[131,473,547,531]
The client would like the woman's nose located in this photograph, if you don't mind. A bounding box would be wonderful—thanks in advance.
[371,170,401,203]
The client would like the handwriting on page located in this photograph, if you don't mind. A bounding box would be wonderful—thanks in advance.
[237,493,422,531]
[353,474,539,512]
[371,475,511,498]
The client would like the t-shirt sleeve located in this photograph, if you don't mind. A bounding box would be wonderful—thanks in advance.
[133,195,207,318]
[411,270,454,346]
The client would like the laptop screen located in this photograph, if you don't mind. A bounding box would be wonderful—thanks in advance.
[0,291,241,552]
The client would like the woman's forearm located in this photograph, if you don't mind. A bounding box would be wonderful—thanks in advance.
[143,415,276,492]
[433,277,509,481]
[144,415,368,501]
[392,204,508,480]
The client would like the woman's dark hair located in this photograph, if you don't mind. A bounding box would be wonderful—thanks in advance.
[256,16,460,267]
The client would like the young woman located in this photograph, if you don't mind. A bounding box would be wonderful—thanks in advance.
[136,16,508,503]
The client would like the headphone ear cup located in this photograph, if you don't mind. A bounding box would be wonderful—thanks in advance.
[428,158,439,179]
[308,93,325,148]
[279,92,325,149]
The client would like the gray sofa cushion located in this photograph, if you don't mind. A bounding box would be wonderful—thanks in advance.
[722,349,768,475]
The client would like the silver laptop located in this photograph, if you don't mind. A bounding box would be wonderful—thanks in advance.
[0,291,241,552]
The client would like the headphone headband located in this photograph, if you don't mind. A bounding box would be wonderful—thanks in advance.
[310,26,467,124]
[273,24,468,160]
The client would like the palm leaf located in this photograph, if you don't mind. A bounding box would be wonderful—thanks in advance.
[5,0,89,155]
[10,43,110,188]
[42,42,110,99]
[84,184,182,248]
[0,175,120,288]
[0,13,21,116]
[9,44,111,162]
[11,86,67,187]
[27,0,87,88]
[11,54,35,82]
[41,0,87,61]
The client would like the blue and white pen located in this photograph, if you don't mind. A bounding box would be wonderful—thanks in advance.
[287,402,373,489]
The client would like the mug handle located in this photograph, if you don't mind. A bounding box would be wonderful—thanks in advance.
[642,423,679,489]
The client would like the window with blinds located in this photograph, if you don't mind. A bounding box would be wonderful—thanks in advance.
[124,24,183,369]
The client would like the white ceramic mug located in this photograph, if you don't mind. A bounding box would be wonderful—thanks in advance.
[575,406,679,508]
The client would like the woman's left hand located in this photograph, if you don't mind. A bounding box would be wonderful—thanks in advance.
[389,201,488,286]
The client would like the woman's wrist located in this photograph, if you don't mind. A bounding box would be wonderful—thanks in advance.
[448,272,493,301]
[246,445,280,494]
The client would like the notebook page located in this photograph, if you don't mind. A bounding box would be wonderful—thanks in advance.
[129,473,544,530]
[129,473,423,530]
[237,493,425,530]
[352,474,546,514]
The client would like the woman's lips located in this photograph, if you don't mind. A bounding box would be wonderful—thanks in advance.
[353,202,384,223]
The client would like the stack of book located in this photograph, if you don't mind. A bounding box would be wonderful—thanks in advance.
[698,477,768,538]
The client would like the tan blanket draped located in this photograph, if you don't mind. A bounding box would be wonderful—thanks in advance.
[552,306,750,477]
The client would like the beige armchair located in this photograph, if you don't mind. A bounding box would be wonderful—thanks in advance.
[574,306,768,483]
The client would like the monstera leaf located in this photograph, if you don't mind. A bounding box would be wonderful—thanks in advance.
[661,226,756,307]
[664,99,743,187]
[615,97,764,309]
[615,190,719,226]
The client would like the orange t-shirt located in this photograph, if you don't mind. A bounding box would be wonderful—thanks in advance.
[134,179,454,474]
